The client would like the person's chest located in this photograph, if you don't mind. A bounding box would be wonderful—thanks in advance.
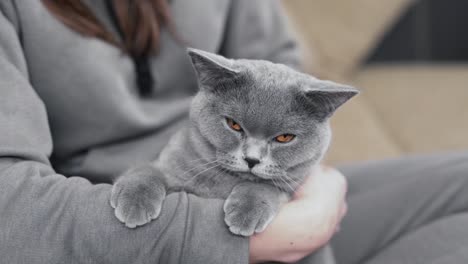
[13,0,232,157]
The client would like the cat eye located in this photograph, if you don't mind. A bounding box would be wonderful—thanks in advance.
[226,118,243,132]
[275,134,295,143]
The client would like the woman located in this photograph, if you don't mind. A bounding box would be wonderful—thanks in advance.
[0,0,467,263]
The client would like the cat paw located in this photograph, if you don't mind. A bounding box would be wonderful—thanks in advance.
[110,180,165,228]
[223,196,276,236]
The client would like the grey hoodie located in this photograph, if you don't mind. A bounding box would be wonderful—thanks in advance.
[0,0,301,263]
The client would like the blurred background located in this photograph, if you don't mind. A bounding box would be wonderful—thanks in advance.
[283,0,468,165]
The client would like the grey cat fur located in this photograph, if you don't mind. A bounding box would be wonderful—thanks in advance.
[110,48,357,260]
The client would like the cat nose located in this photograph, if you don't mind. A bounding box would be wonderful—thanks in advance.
[244,157,260,169]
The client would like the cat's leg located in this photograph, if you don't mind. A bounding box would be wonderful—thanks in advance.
[110,165,167,228]
[224,182,287,236]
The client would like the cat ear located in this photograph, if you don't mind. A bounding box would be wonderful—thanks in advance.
[187,48,239,91]
[302,80,359,120]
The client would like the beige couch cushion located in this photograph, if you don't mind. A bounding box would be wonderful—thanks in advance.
[352,64,468,155]
[281,1,468,164]
[326,93,402,165]
[283,0,414,78]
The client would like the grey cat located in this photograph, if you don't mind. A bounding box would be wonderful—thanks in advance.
[110,48,357,262]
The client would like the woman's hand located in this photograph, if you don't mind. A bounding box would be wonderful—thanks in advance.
[249,166,348,263]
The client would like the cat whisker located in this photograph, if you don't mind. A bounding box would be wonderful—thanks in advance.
[284,176,300,192]
[173,157,214,176]
[273,176,286,191]
[283,175,301,189]
[270,178,283,193]
[174,157,224,177]
[190,163,224,181]
[192,165,223,184]
[180,159,224,178]
[208,167,226,182]
[278,175,295,193]
[277,171,300,187]
[185,157,218,165]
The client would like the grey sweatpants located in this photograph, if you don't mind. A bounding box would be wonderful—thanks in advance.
[326,152,468,264]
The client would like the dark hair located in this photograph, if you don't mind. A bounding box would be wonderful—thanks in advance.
[42,0,174,58]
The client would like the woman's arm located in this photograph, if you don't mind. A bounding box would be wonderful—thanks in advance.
[219,0,303,69]
[0,7,247,264]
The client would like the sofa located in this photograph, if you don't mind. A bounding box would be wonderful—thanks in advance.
[283,0,468,165]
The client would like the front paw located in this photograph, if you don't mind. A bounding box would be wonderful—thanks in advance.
[110,179,165,228]
[223,195,276,236]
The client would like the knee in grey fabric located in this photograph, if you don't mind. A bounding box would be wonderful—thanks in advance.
[333,152,468,264]
[364,213,468,264]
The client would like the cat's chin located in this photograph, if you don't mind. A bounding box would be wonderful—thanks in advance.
[218,163,279,183]
[236,172,261,182]
[219,164,262,182]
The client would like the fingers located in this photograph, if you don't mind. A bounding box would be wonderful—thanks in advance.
[293,166,324,199]
[293,165,349,236]
[294,165,348,198]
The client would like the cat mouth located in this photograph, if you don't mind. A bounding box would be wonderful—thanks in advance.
[250,171,274,180]
[220,164,275,181]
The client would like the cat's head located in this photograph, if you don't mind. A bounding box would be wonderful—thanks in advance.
[187,48,358,192]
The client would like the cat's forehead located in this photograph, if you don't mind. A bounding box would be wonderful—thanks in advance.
[216,85,312,135]
[213,60,320,135]
[224,94,312,136]
[239,59,307,85]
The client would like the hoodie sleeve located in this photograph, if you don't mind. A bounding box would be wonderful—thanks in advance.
[220,0,303,69]
[0,4,248,264]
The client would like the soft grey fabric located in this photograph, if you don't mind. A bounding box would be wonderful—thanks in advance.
[333,152,468,264]
[364,214,468,264]
[0,0,300,263]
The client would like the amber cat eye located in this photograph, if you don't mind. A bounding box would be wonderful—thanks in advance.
[275,134,295,143]
[226,118,243,132]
